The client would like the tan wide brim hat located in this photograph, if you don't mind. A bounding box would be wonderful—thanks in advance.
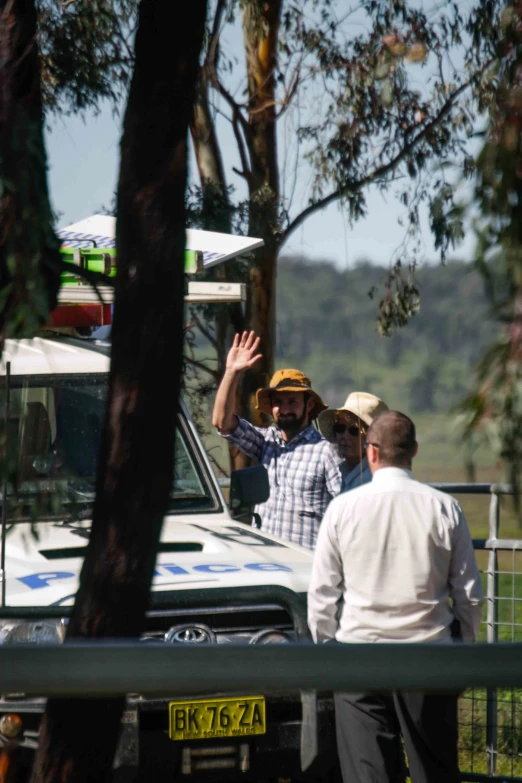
[318,391,389,443]
[256,368,328,420]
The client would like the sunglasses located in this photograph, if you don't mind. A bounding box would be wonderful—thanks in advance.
[333,423,364,437]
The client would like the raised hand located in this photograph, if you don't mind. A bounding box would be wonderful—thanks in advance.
[226,331,262,374]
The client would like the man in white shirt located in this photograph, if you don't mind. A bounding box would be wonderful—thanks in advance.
[308,411,484,783]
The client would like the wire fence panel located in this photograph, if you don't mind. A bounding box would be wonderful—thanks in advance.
[430,484,522,782]
[459,543,522,781]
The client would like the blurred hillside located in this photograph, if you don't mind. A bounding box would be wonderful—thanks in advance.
[275,256,495,414]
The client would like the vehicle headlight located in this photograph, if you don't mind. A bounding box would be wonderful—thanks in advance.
[0,619,66,645]
[249,629,293,645]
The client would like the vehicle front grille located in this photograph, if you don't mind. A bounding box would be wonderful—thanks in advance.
[141,604,294,645]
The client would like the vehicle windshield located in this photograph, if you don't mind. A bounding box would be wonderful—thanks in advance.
[1,374,216,519]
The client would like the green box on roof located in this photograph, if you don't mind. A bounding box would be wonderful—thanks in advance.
[60,247,202,285]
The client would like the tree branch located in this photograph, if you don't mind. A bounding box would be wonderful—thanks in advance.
[274,63,301,119]
[206,0,227,73]
[185,355,220,381]
[282,64,494,246]
[115,26,135,63]
[206,47,250,138]
[246,62,301,120]
[232,165,250,181]
[232,114,252,183]
[59,260,114,288]
[205,445,229,476]
[206,68,253,181]
[190,309,219,350]
[203,3,254,177]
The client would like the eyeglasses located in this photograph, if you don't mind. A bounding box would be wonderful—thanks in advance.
[333,423,363,437]
[363,441,380,449]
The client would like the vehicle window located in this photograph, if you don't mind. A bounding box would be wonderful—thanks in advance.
[0,375,216,517]
[173,432,207,498]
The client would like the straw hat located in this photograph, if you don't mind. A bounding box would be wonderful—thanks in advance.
[256,369,328,420]
[318,392,389,443]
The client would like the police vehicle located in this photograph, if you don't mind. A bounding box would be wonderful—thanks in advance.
[0,217,337,782]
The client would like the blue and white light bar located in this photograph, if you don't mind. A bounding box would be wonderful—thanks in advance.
[58,215,263,270]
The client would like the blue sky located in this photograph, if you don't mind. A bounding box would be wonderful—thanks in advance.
[45,1,479,275]
[45,104,476,269]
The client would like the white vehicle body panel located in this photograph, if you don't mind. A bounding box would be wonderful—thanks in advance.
[1,338,110,376]
[6,517,312,606]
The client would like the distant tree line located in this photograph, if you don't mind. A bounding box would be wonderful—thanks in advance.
[274,256,497,415]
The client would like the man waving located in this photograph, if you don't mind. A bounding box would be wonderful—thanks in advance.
[213,331,342,549]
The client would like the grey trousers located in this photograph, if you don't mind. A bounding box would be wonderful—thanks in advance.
[334,691,460,783]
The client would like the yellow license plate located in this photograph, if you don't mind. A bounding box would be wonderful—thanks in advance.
[169,695,266,741]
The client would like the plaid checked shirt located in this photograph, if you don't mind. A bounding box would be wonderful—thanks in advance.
[222,417,342,549]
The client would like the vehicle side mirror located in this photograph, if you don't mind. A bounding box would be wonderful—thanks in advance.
[229,465,269,511]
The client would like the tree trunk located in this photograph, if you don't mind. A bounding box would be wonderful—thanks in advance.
[242,0,282,423]
[190,69,248,468]
[242,243,278,425]
[0,0,62,348]
[190,70,246,363]
[30,1,207,781]
[190,0,283,433]
[191,74,229,210]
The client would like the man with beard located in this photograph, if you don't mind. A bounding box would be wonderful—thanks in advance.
[213,331,342,549]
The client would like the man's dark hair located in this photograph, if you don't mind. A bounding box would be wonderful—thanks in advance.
[366,411,417,467]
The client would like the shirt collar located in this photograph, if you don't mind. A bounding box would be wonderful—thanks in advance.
[344,456,369,482]
[274,424,317,445]
[372,466,413,482]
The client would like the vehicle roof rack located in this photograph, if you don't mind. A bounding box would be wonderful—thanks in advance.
[49,215,262,329]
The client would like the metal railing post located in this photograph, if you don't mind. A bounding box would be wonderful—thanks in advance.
[0,361,10,609]
[486,490,500,776]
